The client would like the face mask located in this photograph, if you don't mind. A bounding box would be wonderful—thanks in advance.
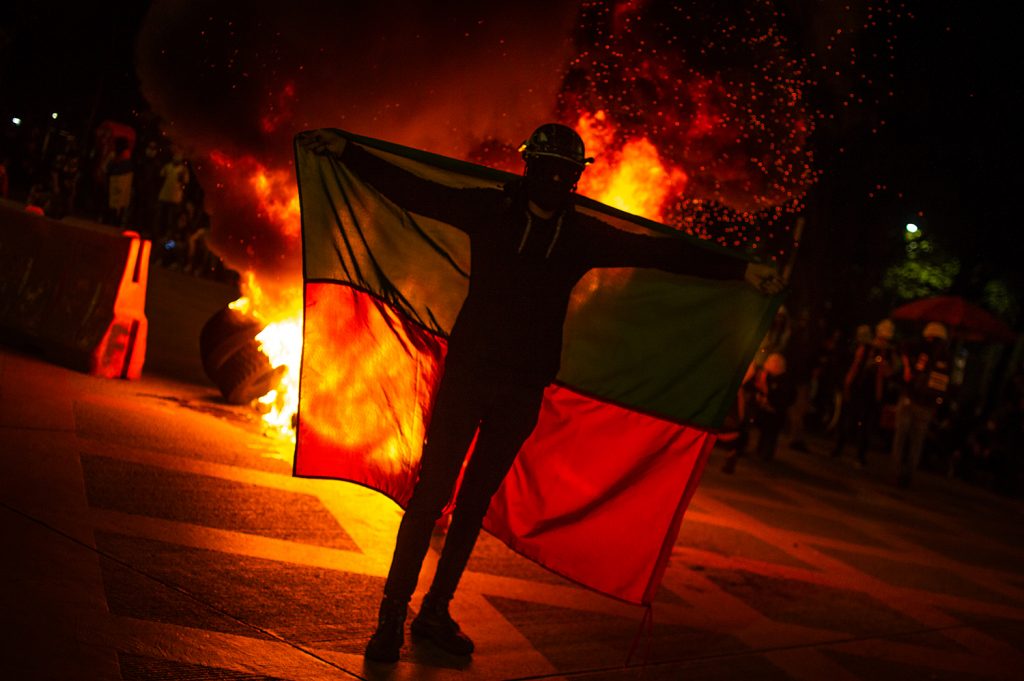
[525,158,581,211]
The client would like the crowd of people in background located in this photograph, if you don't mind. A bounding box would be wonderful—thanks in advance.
[1,118,229,281]
[722,306,1024,496]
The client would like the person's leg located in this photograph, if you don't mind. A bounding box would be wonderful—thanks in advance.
[429,383,545,599]
[721,423,749,473]
[412,382,545,655]
[891,398,911,482]
[383,368,483,605]
[856,399,877,467]
[757,415,783,461]
[831,397,855,457]
[789,382,810,451]
[366,364,482,662]
[904,404,933,487]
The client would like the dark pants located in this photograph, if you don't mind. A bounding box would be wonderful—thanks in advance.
[382,360,545,606]
[833,393,878,464]
[723,408,783,471]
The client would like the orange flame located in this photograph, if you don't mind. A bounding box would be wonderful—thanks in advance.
[575,110,688,222]
[249,167,301,236]
[228,272,302,440]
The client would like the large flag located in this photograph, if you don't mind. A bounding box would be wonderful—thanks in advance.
[294,129,780,604]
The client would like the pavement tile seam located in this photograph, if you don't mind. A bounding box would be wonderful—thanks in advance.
[659,568,849,643]
[764,467,1024,556]
[686,496,900,585]
[773,484,1024,574]
[6,498,358,678]
[73,436,405,558]
[638,485,1024,655]
[93,531,563,679]
[92,533,383,679]
[659,565,1018,680]
[693,491,1004,603]
[671,524,1011,650]
[87,505,616,622]
[809,543,1024,608]
[74,435,301,491]
[684,508,900,563]
[676,527,1024,631]
[89,508,380,574]
[815,637,1023,680]
[89,505,651,629]
[81,454,360,552]
[706,462,1024,551]
[78,614,364,681]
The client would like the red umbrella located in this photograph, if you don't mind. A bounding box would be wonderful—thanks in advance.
[891,296,1016,343]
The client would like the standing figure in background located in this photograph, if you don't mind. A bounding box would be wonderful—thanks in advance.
[133,141,163,237]
[156,151,189,240]
[106,138,134,227]
[832,319,899,467]
[892,322,950,487]
[784,307,816,452]
[723,353,796,473]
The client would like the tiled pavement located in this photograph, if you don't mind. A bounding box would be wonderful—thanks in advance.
[2,346,1023,680]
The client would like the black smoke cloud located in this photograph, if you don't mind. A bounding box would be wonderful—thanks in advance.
[137,1,579,163]
[135,1,579,293]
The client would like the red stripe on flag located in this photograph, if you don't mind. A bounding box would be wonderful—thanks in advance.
[296,281,714,604]
[486,386,715,604]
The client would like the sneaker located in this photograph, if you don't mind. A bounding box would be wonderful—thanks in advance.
[411,594,475,656]
[365,597,407,663]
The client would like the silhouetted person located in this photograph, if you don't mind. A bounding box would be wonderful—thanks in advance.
[337,124,784,663]
[832,319,899,467]
[133,140,162,237]
[106,138,134,227]
[156,151,189,239]
[722,353,796,473]
[891,322,951,487]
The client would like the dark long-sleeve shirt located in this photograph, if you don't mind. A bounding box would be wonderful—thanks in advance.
[341,143,747,384]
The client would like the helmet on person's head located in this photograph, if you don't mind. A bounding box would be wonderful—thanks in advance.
[763,353,787,376]
[923,322,948,341]
[875,318,895,341]
[855,324,873,345]
[519,124,595,168]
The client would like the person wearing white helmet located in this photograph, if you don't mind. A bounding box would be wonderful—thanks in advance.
[891,322,951,487]
[722,353,796,473]
[831,319,900,467]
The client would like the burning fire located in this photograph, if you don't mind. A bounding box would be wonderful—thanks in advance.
[575,110,688,222]
[227,276,302,439]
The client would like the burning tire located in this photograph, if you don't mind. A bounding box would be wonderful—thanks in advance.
[200,306,284,405]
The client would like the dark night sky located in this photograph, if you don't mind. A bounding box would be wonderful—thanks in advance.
[2,0,1020,324]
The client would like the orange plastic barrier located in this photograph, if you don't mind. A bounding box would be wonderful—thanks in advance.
[0,203,149,379]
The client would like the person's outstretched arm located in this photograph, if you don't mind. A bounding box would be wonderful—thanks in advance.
[584,215,784,294]
[337,139,487,235]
